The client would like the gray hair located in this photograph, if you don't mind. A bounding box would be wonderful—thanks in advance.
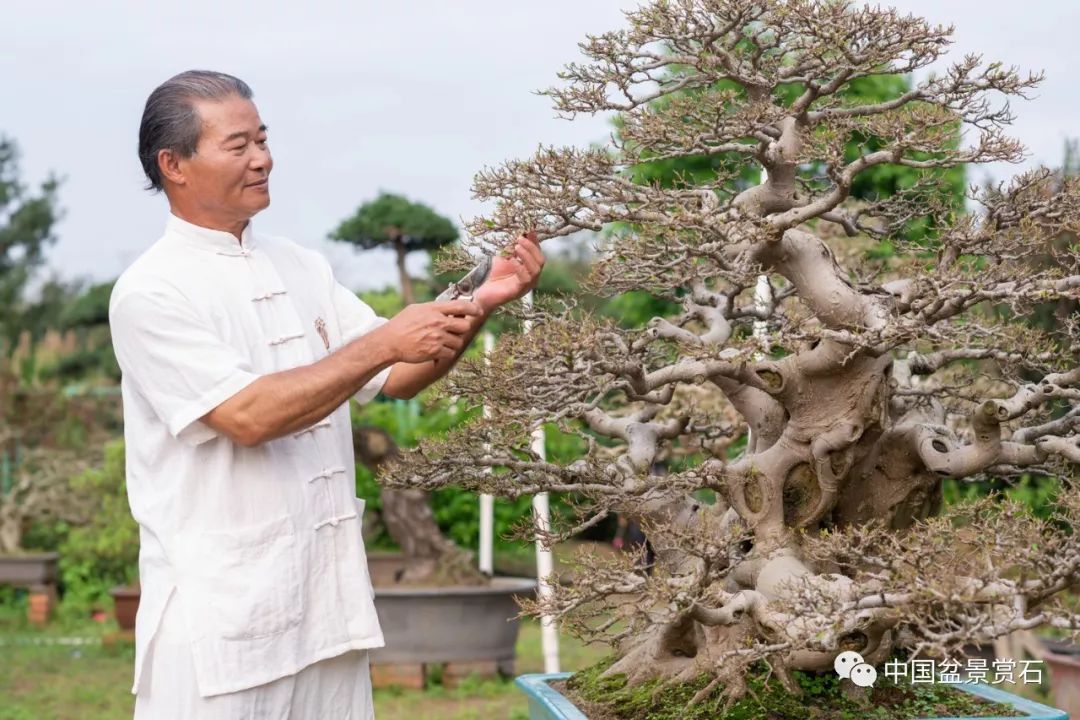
[137,70,253,192]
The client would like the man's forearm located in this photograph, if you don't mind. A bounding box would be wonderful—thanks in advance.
[382,312,487,399]
[203,325,399,446]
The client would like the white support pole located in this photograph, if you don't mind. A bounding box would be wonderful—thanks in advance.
[753,165,772,344]
[478,493,495,575]
[749,166,772,452]
[522,290,561,673]
[478,331,495,576]
[753,274,772,342]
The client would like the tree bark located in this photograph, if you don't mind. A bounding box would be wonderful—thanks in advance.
[394,238,415,306]
[353,425,480,584]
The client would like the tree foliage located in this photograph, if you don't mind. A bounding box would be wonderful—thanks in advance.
[331,191,459,252]
[331,192,459,304]
[0,137,61,357]
[58,441,138,611]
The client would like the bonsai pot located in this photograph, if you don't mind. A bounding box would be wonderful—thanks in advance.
[109,585,140,631]
[372,575,537,671]
[0,552,59,586]
[367,552,536,673]
[514,673,1069,720]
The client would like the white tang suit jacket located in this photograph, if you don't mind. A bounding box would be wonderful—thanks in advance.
[109,214,390,697]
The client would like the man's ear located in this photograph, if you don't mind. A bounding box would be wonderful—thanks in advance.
[157,149,186,187]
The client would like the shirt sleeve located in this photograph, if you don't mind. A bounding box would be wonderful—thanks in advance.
[331,281,392,405]
[110,290,261,446]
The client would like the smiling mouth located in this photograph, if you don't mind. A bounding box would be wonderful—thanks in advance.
[247,179,269,188]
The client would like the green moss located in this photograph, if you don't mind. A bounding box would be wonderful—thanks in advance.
[564,658,1024,720]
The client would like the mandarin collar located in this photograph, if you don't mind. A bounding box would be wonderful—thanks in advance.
[165,213,258,255]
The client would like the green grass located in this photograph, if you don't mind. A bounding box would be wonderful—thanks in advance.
[3,595,1046,720]
[0,609,608,720]
[0,641,135,720]
[370,620,608,720]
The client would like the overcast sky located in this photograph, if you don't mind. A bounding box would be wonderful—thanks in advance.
[4,1,1079,291]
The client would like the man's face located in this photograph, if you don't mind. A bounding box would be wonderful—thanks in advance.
[175,95,272,223]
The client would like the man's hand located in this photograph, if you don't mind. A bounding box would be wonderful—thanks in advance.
[379,299,483,364]
[471,231,545,314]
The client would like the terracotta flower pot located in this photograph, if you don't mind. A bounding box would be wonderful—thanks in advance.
[1044,647,1080,719]
[27,585,56,626]
[109,585,141,631]
[364,552,536,688]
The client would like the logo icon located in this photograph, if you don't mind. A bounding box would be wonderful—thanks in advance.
[850,663,878,688]
[315,317,330,351]
[835,650,877,688]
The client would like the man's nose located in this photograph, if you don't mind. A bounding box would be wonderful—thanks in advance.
[251,145,272,173]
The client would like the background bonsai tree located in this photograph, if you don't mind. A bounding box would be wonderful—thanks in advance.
[0,372,98,554]
[384,0,1080,704]
[331,191,459,305]
[352,424,478,584]
[332,192,481,583]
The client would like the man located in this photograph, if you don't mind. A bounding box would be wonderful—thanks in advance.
[110,70,544,719]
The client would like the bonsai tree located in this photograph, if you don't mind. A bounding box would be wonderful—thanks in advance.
[0,373,96,554]
[353,425,477,584]
[0,447,92,554]
[384,0,1080,705]
[332,195,485,585]
[331,192,458,305]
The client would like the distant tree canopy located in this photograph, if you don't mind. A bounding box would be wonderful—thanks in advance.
[59,280,113,331]
[331,192,459,304]
[0,137,61,357]
[44,280,118,383]
[12,278,77,350]
[8,277,118,385]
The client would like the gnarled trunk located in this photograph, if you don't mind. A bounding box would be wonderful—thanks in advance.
[392,235,415,306]
[353,425,480,584]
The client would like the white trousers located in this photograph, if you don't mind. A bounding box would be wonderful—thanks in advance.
[134,595,375,720]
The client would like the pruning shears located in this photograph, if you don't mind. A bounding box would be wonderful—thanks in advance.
[436,255,493,302]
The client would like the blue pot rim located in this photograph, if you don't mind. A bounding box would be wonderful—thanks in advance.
[515,673,587,720]
[515,672,1067,720]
